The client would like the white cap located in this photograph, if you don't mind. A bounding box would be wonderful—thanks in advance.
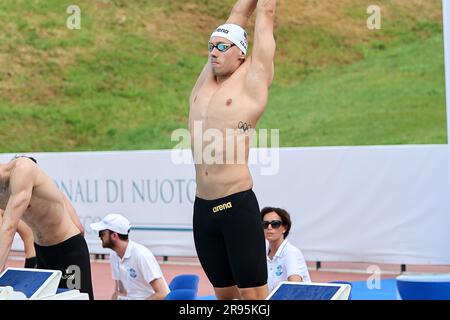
[210,23,249,55]
[90,214,131,235]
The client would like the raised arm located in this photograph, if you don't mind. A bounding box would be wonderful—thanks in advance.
[190,62,211,104]
[226,0,258,28]
[0,161,35,270]
[249,0,277,87]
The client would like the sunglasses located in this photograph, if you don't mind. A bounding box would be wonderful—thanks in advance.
[262,220,283,229]
[208,42,235,53]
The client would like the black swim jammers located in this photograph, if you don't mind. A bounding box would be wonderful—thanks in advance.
[34,233,94,300]
[193,189,267,288]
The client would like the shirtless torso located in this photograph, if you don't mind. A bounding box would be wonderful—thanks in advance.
[17,171,80,246]
[0,158,81,267]
[189,58,268,199]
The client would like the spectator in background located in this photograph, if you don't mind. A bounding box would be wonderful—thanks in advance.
[90,213,170,300]
[261,207,311,293]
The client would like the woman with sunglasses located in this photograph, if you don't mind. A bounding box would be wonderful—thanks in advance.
[261,207,311,294]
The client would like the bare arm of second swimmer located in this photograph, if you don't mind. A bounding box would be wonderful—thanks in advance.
[0,163,35,270]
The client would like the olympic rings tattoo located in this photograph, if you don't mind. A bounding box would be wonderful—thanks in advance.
[238,121,252,133]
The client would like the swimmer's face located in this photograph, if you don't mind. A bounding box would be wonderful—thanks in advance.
[209,36,245,77]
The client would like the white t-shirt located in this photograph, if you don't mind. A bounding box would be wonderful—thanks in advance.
[110,240,169,300]
[266,239,311,293]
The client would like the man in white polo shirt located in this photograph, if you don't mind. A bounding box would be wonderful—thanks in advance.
[90,214,170,300]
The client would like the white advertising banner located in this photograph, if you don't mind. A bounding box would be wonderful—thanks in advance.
[2,145,449,264]
[252,146,450,265]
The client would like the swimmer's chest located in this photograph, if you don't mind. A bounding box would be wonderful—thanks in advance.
[190,82,258,130]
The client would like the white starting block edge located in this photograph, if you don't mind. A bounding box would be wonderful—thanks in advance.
[0,285,89,300]
[0,267,62,300]
[0,286,27,300]
[266,281,352,300]
[42,290,89,300]
[0,267,89,300]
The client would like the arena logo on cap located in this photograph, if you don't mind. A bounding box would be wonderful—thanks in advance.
[215,28,230,34]
[240,31,248,49]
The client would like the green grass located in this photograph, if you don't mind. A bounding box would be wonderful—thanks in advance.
[0,0,446,152]
[261,33,446,146]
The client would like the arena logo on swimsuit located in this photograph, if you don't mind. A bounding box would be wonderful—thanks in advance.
[212,201,232,213]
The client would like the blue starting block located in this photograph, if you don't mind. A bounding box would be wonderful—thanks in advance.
[0,267,88,300]
[267,282,352,300]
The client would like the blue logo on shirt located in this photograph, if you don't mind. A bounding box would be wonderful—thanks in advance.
[128,268,137,278]
[276,265,283,277]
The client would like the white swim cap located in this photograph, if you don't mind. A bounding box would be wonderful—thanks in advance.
[210,23,249,55]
